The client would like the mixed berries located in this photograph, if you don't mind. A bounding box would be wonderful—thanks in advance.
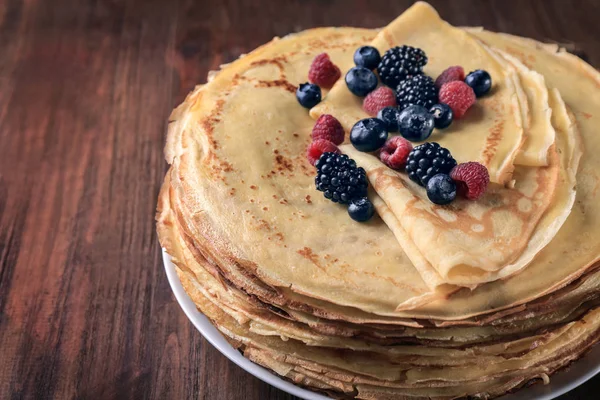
[299,48,495,218]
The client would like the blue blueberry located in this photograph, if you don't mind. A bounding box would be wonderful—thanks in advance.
[426,174,457,205]
[397,105,435,142]
[377,107,402,133]
[465,69,492,97]
[429,103,453,129]
[348,197,375,222]
[345,67,378,97]
[353,46,381,70]
[350,118,388,152]
[296,83,321,108]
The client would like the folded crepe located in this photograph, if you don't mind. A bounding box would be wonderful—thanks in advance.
[341,86,576,287]
[311,2,529,184]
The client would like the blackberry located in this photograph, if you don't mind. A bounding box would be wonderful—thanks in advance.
[396,75,438,111]
[315,153,368,204]
[406,142,457,187]
[377,46,427,88]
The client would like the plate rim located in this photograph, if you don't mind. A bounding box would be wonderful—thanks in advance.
[162,249,600,400]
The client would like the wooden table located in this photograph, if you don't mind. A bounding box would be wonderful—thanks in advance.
[1,0,599,398]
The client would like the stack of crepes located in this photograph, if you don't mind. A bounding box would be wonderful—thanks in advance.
[156,2,600,398]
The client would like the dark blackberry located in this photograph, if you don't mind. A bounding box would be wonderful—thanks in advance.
[315,153,368,204]
[377,46,427,88]
[396,75,438,111]
[406,142,457,187]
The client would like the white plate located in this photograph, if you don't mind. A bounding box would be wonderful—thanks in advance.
[163,250,600,400]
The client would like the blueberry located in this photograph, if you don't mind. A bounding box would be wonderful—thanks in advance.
[353,46,381,70]
[426,174,457,205]
[296,83,321,108]
[377,107,402,133]
[397,105,435,142]
[345,67,378,97]
[350,118,388,152]
[429,103,453,129]
[348,197,375,222]
[465,69,492,97]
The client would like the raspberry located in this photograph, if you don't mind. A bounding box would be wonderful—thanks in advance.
[438,81,476,119]
[311,114,345,145]
[362,87,397,116]
[450,162,490,200]
[307,140,339,166]
[379,136,413,170]
[308,53,341,89]
[435,66,465,89]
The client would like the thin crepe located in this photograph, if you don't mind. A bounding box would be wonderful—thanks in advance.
[341,86,573,287]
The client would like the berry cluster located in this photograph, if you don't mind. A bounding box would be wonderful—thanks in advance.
[306,116,376,222]
[298,48,495,219]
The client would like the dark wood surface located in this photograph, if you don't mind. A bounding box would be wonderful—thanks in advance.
[1,0,599,398]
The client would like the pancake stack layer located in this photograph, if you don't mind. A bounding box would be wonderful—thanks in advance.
[156,2,600,398]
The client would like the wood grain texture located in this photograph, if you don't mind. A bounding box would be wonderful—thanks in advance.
[0,0,598,399]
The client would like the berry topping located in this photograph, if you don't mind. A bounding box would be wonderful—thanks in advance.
[345,67,378,97]
[434,66,465,89]
[465,69,492,97]
[311,114,345,145]
[438,81,476,119]
[396,75,438,111]
[426,174,457,205]
[377,45,428,88]
[397,105,435,142]
[363,87,397,116]
[354,46,381,70]
[450,162,490,200]
[348,197,375,222]
[406,142,457,187]
[350,118,388,152]
[308,53,342,89]
[429,103,454,129]
[315,153,368,204]
[296,83,322,108]
[307,139,340,166]
[379,136,413,170]
[377,107,402,133]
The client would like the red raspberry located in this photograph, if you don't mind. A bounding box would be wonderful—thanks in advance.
[379,136,413,170]
[435,66,465,89]
[311,114,345,145]
[307,139,340,166]
[308,53,341,89]
[362,86,396,116]
[439,81,476,119]
[450,162,490,200]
